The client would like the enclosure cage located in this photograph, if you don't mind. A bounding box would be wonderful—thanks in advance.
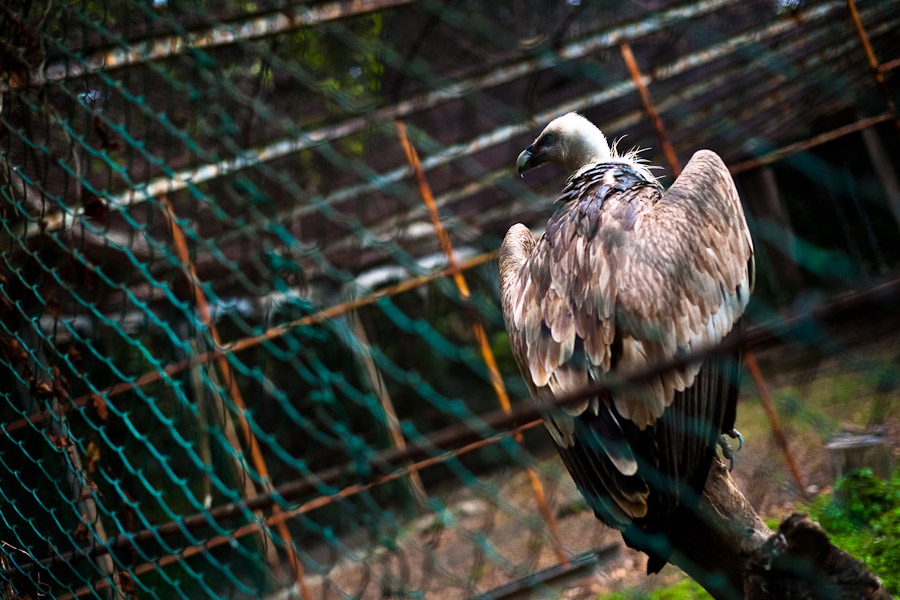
[1,0,900,598]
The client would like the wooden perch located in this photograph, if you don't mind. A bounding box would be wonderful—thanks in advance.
[665,458,891,600]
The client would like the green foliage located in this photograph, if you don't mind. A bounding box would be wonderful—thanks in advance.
[599,578,712,600]
[490,330,515,372]
[823,468,899,530]
[286,13,385,113]
[805,468,900,595]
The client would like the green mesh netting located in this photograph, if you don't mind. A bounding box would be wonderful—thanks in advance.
[1,0,899,598]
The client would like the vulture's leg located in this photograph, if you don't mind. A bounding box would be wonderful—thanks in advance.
[718,437,735,471]
[717,429,743,472]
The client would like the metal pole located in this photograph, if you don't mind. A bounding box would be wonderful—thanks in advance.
[30,0,417,84]
[845,0,900,133]
[619,42,681,176]
[744,353,808,499]
[394,118,569,566]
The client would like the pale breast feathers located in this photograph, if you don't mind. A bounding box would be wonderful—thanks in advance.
[500,151,753,431]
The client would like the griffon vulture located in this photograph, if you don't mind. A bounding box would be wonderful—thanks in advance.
[499,113,754,571]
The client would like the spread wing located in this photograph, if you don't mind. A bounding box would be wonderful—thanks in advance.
[499,151,753,522]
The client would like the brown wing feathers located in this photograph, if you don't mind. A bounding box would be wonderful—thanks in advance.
[500,152,752,553]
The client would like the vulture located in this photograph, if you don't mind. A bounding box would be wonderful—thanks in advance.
[499,113,754,571]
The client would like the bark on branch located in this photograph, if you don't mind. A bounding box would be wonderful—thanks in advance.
[668,458,891,600]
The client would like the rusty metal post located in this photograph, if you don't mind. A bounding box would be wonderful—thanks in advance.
[394,119,569,566]
[845,0,900,133]
[160,197,310,599]
[619,42,682,176]
[188,338,286,571]
[745,353,807,498]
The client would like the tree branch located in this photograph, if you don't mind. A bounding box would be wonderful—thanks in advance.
[666,459,892,600]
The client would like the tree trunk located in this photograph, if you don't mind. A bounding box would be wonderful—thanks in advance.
[667,459,892,600]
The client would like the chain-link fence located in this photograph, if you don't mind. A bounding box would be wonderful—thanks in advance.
[1,0,899,598]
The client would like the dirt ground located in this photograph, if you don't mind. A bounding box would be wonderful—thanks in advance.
[293,334,900,600]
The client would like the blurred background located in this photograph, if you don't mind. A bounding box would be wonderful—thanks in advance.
[1,0,899,598]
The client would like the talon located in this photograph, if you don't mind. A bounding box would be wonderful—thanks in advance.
[727,428,744,451]
[717,434,736,472]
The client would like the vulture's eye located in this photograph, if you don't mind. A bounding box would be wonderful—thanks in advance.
[540,134,554,147]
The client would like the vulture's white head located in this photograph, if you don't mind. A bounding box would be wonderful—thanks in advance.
[517,112,612,177]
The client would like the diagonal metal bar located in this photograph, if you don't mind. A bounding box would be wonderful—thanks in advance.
[727,112,895,174]
[27,0,749,236]
[4,251,499,433]
[616,40,808,490]
[620,37,807,492]
[30,0,417,85]
[183,0,850,242]
[878,56,900,73]
[56,419,545,600]
[8,275,900,576]
[8,108,898,437]
[844,0,900,132]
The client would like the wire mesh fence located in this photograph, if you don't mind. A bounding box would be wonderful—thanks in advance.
[1,0,899,598]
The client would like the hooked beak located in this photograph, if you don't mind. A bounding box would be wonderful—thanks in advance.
[517,145,535,177]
